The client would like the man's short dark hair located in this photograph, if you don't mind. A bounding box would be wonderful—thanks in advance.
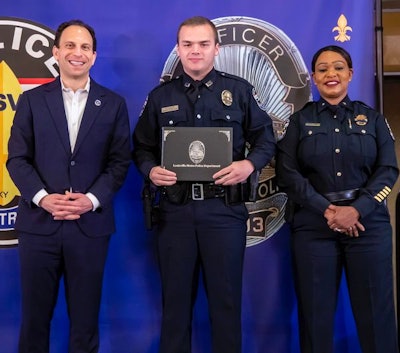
[54,19,97,52]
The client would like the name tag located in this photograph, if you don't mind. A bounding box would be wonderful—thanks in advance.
[161,105,179,113]
[305,122,320,126]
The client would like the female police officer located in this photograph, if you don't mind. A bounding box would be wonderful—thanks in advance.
[276,45,399,353]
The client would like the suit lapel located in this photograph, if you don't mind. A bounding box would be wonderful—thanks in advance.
[44,78,71,155]
[73,80,105,155]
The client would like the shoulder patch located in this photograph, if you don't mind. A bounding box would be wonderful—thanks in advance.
[139,95,148,118]
[385,118,395,141]
[252,87,262,105]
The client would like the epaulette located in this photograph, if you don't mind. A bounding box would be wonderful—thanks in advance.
[215,70,252,85]
[353,100,373,110]
[150,74,182,93]
[299,101,314,110]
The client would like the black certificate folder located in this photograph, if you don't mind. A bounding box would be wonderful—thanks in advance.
[161,126,233,181]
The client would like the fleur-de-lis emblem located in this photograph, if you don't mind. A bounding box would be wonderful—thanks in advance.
[332,14,352,42]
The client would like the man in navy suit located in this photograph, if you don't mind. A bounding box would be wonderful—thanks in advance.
[7,19,131,353]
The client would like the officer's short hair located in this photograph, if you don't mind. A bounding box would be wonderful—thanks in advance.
[311,45,352,72]
[177,16,219,45]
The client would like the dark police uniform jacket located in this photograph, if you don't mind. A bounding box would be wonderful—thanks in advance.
[276,96,399,220]
[133,69,276,182]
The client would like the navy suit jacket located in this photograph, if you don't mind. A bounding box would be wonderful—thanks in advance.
[7,77,131,237]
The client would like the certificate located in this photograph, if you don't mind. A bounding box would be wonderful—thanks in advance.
[161,126,233,181]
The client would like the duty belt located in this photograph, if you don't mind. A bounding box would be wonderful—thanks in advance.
[189,182,247,204]
[190,183,225,200]
[323,188,359,205]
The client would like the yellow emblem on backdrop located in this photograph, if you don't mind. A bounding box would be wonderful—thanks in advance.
[333,14,352,42]
[0,61,21,206]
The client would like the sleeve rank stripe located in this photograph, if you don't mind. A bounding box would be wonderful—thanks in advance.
[374,186,392,202]
[383,186,392,194]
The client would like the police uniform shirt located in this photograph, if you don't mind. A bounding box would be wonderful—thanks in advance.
[276,96,399,218]
[133,69,276,178]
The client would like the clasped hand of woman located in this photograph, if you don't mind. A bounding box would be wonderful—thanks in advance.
[324,204,365,237]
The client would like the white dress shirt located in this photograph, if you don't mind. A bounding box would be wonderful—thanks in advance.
[32,78,100,211]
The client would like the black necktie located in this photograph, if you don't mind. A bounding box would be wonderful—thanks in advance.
[187,80,201,104]
[327,104,338,115]
[328,104,346,122]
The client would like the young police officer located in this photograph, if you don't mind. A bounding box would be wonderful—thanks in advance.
[133,16,276,353]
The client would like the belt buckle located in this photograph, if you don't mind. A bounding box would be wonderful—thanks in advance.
[192,183,204,201]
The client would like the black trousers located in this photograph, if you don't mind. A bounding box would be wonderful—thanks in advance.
[157,197,248,353]
[17,221,110,353]
[291,206,398,353]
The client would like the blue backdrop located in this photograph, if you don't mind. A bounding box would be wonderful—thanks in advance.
[0,1,376,352]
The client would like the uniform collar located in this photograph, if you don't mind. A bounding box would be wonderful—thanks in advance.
[317,96,353,114]
[182,69,216,91]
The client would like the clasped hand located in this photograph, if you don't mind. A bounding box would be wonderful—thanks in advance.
[39,191,93,220]
[149,160,254,186]
[324,204,365,237]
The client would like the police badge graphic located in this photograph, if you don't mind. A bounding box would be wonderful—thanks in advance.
[162,16,311,246]
[189,141,206,164]
[0,17,58,247]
